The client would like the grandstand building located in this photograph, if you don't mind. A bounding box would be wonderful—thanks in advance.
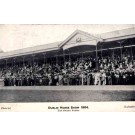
[0,28,135,86]
[0,28,135,66]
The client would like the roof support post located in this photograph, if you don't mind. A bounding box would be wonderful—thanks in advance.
[56,52,58,66]
[32,54,35,66]
[81,52,83,63]
[100,42,104,58]
[12,57,16,67]
[129,40,134,64]
[22,56,25,66]
[68,49,71,63]
[36,57,38,65]
[117,40,126,61]
[119,42,123,61]
[12,58,13,67]
[96,40,98,70]
[112,49,115,61]
[13,57,16,67]
[43,53,46,65]
[5,59,8,70]
[63,50,65,69]
[131,46,133,64]
[81,52,84,86]
[18,59,20,68]
[101,44,102,58]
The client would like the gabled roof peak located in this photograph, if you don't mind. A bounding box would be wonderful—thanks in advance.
[59,29,103,48]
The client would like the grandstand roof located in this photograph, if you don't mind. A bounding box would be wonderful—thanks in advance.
[1,27,135,59]
[0,42,60,59]
[101,27,135,42]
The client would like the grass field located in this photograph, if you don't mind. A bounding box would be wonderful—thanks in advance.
[0,86,135,102]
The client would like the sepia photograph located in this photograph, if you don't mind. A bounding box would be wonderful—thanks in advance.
[0,24,135,111]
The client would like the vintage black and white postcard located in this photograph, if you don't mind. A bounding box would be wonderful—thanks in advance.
[0,24,135,111]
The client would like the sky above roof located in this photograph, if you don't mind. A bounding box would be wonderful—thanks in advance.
[0,24,135,52]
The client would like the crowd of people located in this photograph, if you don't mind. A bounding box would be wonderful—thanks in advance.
[0,53,135,86]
